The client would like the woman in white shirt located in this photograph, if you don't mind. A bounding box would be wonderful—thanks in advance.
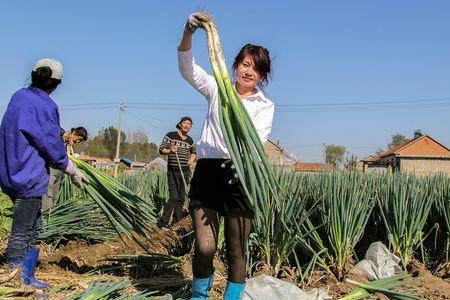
[178,13,275,300]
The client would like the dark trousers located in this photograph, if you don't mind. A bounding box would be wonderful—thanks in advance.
[7,197,43,259]
[161,168,190,224]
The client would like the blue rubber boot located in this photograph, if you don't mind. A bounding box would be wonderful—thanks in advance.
[224,281,245,300]
[24,247,48,289]
[191,272,215,300]
[8,258,28,284]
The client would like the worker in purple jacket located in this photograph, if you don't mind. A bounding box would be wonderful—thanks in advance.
[0,58,87,289]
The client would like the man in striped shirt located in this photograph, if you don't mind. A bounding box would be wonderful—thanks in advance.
[158,116,196,229]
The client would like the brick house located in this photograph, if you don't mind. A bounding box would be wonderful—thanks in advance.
[361,134,450,176]
[263,139,297,171]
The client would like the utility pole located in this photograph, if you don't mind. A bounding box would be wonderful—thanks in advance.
[114,102,126,178]
[322,143,326,164]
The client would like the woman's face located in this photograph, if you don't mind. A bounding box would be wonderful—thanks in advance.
[69,133,84,144]
[235,54,261,90]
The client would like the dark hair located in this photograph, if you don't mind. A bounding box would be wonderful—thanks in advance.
[70,127,88,141]
[31,67,61,92]
[232,44,271,87]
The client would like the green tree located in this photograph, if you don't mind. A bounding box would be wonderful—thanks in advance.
[387,133,407,149]
[325,144,346,168]
[75,126,126,159]
[123,142,159,162]
[100,126,127,158]
[75,127,160,162]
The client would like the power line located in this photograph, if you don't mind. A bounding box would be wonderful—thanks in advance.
[126,108,180,126]
[127,102,204,107]
[2,96,450,113]
[276,102,450,112]
[59,102,117,107]
[126,111,166,130]
[279,96,450,107]
[60,105,117,111]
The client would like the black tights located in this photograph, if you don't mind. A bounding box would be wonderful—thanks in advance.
[191,207,252,284]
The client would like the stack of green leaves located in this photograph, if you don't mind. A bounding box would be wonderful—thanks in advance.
[70,278,155,300]
[342,274,419,300]
[40,199,115,246]
[70,157,157,250]
[103,254,182,268]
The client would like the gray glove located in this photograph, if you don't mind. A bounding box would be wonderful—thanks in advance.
[70,168,87,189]
[185,13,202,34]
[65,160,89,189]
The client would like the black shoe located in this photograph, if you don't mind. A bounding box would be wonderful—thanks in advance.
[157,220,170,231]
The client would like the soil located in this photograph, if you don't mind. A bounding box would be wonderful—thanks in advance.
[407,260,450,300]
[1,218,450,299]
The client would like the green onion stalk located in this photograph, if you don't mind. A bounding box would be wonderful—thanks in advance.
[195,13,280,212]
[376,173,436,268]
[341,274,419,300]
[70,278,155,300]
[430,175,450,262]
[70,157,157,251]
[247,169,315,276]
[297,172,375,280]
[103,254,183,268]
[119,171,168,213]
[40,199,115,247]
[322,172,375,280]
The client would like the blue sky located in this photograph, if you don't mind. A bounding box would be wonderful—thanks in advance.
[1,1,449,162]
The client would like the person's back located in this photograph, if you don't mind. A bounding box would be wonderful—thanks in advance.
[2,58,87,290]
[0,86,65,199]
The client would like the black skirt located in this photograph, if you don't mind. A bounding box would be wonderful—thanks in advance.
[188,159,253,217]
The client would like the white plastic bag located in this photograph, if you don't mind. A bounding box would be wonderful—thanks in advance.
[353,241,402,280]
[243,275,331,300]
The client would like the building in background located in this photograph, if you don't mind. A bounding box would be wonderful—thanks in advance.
[264,139,297,171]
[361,134,450,176]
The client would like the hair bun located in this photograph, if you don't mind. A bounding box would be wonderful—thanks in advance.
[34,66,53,79]
[31,66,61,91]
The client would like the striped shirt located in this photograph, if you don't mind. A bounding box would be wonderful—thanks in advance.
[159,131,196,171]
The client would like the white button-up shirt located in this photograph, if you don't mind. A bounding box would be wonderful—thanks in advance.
[178,49,275,159]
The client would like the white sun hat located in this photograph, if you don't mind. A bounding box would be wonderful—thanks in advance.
[33,58,63,80]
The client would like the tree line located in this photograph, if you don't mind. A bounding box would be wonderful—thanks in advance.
[74,126,161,163]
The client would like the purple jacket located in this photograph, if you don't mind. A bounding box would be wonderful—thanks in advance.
[0,86,68,199]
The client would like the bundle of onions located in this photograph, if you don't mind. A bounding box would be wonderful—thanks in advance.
[195,13,280,210]
[70,157,156,250]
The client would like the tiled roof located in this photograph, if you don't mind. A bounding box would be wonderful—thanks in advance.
[377,140,412,158]
[367,135,450,162]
